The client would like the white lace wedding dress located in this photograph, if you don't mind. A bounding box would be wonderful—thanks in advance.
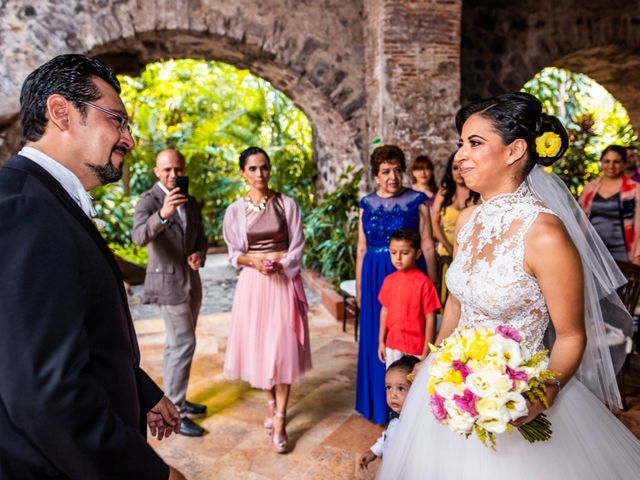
[377,184,640,480]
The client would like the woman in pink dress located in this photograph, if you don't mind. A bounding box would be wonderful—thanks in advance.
[223,146,312,453]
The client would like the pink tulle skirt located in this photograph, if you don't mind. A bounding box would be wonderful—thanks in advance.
[224,267,312,389]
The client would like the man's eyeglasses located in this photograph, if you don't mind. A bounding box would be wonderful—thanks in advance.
[77,100,131,134]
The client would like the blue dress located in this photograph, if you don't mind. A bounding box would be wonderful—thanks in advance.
[356,189,428,424]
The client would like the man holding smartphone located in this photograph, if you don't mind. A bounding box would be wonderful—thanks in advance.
[133,148,208,437]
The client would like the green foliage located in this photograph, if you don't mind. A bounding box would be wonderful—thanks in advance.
[108,242,148,266]
[92,183,137,246]
[304,167,363,289]
[94,59,313,247]
[522,67,638,197]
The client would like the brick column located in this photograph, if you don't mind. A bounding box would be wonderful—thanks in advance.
[364,0,462,175]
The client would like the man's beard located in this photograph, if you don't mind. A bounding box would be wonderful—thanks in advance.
[86,152,124,185]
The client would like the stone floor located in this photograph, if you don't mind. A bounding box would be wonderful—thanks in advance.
[136,305,383,479]
[132,255,382,479]
[131,255,640,479]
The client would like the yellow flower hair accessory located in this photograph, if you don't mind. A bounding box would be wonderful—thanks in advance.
[535,131,562,158]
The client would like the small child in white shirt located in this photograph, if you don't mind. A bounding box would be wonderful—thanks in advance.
[358,355,419,470]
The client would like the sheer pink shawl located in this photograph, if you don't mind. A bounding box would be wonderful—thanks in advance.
[223,194,308,343]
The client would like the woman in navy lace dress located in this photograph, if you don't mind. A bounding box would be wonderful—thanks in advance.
[356,145,438,424]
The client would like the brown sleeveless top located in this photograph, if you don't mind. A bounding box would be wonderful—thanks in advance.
[246,194,289,253]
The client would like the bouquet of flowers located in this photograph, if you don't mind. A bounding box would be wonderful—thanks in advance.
[428,325,559,449]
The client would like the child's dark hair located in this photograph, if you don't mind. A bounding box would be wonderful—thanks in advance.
[389,229,420,250]
[387,355,420,379]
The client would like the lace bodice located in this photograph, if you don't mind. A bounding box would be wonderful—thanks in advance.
[446,183,556,350]
[359,189,427,251]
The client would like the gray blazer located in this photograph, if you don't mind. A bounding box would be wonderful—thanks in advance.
[132,183,208,305]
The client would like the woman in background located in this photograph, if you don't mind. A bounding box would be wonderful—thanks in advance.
[431,154,480,303]
[223,146,312,454]
[356,144,437,425]
[431,154,480,257]
[579,144,640,264]
[411,155,438,208]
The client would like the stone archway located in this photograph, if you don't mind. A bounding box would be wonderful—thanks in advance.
[555,45,640,130]
[0,0,367,193]
[460,0,640,131]
[0,1,464,188]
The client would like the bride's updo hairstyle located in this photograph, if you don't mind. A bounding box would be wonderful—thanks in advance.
[455,92,569,178]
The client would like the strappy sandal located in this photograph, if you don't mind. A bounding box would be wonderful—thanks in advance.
[263,399,276,436]
[271,410,288,454]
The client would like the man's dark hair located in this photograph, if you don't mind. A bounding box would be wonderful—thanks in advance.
[390,228,420,250]
[19,54,120,143]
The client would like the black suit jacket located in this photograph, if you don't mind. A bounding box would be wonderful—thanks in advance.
[0,156,168,479]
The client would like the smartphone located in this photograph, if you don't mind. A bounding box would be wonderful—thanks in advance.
[176,176,189,197]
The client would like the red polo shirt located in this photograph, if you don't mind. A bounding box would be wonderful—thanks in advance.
[378,267,441,355]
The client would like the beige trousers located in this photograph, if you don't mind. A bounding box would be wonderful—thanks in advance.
[159,294,201,410]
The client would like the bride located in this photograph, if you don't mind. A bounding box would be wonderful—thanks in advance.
[377,93,640,479]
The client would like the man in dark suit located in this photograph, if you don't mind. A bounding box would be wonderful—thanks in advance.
[0,54,185,479]
[133,149,208,437]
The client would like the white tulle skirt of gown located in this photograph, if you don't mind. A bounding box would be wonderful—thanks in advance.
[377,360,640,480]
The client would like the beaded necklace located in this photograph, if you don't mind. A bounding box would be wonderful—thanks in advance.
[246,192,271,212]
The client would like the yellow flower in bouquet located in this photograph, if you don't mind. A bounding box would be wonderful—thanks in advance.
[467,335,489,360]
[444,369,464,385]
[428,377,436,395]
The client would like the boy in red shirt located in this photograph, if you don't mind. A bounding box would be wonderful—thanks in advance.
[378,229,441,368]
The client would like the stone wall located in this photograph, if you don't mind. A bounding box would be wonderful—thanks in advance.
[461,0,640,131]
[2,0,637,190]
[0,0,367,192]
[0,120,21,162]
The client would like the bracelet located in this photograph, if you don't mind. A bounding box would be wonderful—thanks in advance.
[546,378,561,391]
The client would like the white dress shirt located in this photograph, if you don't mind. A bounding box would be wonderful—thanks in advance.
[19,146,96,219]
[370,417,399,457]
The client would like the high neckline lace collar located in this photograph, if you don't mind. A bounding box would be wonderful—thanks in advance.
[480,181,530,207]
